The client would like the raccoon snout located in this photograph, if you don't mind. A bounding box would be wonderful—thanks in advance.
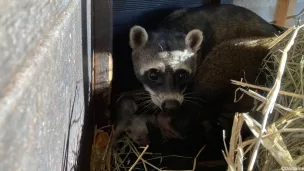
[161,100,180,112]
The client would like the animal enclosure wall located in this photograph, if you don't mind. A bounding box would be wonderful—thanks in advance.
[233,0,304,27]
[1,0,301,170]
[0,0,92,170]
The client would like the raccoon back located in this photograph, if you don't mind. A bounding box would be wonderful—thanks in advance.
[158,4,279,57]
[193,37,275,110]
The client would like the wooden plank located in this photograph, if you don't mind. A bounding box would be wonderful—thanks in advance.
[75,0,94,170]
[0,0,88,170]
[285,0,297,26]
[93,0,113,93]
[275,0,291,27]
[92,0,112,128]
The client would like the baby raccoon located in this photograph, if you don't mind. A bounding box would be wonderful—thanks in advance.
[112,96,150,147]
[129,4,280,112]
[112,95,182,147]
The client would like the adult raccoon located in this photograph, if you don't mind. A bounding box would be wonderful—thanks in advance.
[124,36,275,147]
[129,4,280,112]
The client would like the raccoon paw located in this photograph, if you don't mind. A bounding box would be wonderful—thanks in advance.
[160,126,183,140]
[156,113,183,139]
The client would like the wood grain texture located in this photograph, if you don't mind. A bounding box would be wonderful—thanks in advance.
[0,0,91,170]
[92,0,112,129]
[0,0,71,94]
[276,0,291,26]
[93,0,113,92]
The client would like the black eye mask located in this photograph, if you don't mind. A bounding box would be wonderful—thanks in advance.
[174,69,190,84]
[147,68,161,82]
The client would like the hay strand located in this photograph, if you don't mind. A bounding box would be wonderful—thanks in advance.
[247,24,304,171]
[231,80,304,99]
[128,145,149,171]
[243,113,296,168]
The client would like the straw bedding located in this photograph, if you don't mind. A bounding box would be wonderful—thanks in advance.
[226,23,304,171]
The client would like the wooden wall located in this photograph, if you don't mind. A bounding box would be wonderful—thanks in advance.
[233,0,304,27]
[0,0,93,170]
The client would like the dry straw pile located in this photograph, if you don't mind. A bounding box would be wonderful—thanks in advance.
[91,126,206,171]
[226,23,304,171]
[90,22,304,171]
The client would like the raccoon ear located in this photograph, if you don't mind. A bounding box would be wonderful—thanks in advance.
[185,29,203,52]
[130,26,149,49]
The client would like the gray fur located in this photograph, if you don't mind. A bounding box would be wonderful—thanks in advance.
[130,27,201,109]
[125,116,150,146]
[185,29,204,52]
[114,89,183,141]
[129,4,280,109]
[112,96,151,147]
[129,25,149,49]
[130,27,200,75]
[194,37,276,112]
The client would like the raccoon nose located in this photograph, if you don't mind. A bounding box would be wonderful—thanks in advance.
[162,100,180,112]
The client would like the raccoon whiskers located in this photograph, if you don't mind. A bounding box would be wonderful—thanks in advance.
[183,91,207,104]
[136,94,160,113]
[137,99,152,108]
[183,92,197,96]
[151,107,160,116]
[184,96,207,104]
[139,101,156,115]
[133,92,150,96]
[183,99,205,109]
[134,96,151,103]
[142,103,159,116]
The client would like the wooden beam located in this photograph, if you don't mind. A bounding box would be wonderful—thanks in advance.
[92,0,112,128]
[275,0,291,27]
[93,0,113,93]
[285,0,298,26]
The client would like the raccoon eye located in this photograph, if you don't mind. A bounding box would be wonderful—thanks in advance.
[148,69,160,82]
[176,69,189,82]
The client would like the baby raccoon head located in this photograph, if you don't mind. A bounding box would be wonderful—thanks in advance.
[126,117,149,146]
[129,26,203,112]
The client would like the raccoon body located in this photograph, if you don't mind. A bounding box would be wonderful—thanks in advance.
[112,93,184,147]
[158,4,278,57]
[113,89,213,156]
[193,37,275,113]
[112,96,150,147]
[129,4,280,112]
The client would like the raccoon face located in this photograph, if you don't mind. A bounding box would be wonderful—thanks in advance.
[126,117,149,146]
[129,26,203,112]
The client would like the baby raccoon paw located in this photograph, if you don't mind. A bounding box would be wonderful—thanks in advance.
[160,125,183,140]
